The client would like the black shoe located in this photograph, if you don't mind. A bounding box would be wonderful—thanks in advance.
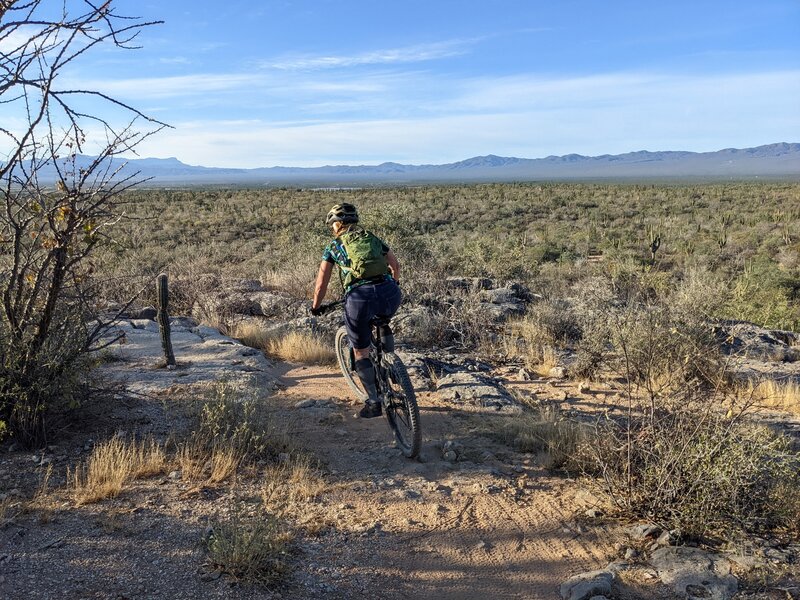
[359,402,382,419]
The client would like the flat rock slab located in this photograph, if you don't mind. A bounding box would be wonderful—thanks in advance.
[98,317,275,395]
[435,371,521,413]
[651,546,738,600]
[559,569,614,600]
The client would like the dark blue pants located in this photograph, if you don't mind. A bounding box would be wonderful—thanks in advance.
[344,280,402,350]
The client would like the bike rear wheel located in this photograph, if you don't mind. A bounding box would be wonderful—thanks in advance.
[381,353,421,458]
[334,326,368,402]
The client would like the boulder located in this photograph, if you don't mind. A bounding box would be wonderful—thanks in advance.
[135,306,158,320]
[559,569,614,600]
[650,546,738,600]
[436,371,520,413]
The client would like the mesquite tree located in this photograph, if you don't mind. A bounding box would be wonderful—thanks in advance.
[0,1,166,445]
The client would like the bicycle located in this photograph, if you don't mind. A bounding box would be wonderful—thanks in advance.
[316,300,421,458]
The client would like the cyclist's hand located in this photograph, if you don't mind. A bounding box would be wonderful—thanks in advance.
[310,306,322,316]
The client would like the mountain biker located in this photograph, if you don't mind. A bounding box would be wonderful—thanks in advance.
[310,203,402,418]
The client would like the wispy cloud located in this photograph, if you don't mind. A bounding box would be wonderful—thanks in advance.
[67,73,259,99]
[265,39,474,70]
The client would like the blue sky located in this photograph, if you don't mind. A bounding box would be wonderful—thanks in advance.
[40,1,800,166]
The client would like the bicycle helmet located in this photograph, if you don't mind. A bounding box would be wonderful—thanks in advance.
[325,203,359,225]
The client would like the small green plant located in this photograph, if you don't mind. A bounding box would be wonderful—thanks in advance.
[205,502,291,584]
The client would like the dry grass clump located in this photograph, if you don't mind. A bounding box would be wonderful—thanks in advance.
[205,502,292,584]
[231,321,272,351]
[739,378,800,415]
[501,317,563,377]
[261,455,327,517]
[265,330,335,365]
[498,402,587,470]
[232,321,334,365]
[70,437,166,505]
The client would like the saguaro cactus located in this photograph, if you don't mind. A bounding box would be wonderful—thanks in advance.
[157,273,176,367]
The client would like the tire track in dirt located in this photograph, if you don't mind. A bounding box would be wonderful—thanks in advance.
[272,363,621,600]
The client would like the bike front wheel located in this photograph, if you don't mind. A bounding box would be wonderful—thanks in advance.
[381,353,421,458]
[334,326,368,402]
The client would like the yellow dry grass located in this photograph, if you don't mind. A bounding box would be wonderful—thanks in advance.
[70,437,166,505]
[208,445,242,484]
[233,322,335,365]
[232,321,272,351]
[177,440,242,485]
[266,331,335,365]
[739,379,800,415]
[532,345,560,378]
[261,455,327,517]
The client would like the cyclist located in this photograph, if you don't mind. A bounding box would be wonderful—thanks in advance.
[310,203,402,418]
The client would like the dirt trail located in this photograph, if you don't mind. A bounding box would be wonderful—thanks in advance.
[270,362,622,599]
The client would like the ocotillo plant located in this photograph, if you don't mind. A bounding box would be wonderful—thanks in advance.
[157,274,176,367]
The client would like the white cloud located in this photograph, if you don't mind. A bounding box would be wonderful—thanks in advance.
[265,39,473,70]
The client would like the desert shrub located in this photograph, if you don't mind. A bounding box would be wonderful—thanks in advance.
[0,306,89,446]
[569,269,724,393]
[177,384,288,484]
[724,260,800,331]
[586,400,800,539]
[205,502,291,584]
[0,4,164,446]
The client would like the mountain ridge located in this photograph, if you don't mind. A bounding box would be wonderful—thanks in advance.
[12,142,800,185]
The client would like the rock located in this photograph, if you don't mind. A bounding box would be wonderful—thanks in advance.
[476,540,493,552]
[518,368,532,381]
[443,450,458,462]
[655,530,673,547]
[549,366,567,379]
[624,547,638,560]
[584,508,603,519]
[404,489,422,500]
[629,523,661,540]
[227,279,264,292]
[650,546,737,600]
[445,276,494,291]
[436,371,520,413]
[295,399,317,409]
[136,306,158,320]
[168,470,181,480]
[559,569,614,600]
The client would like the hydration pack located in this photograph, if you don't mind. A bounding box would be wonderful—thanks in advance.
[339,228,389,283]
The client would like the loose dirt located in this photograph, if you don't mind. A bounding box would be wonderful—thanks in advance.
[266,362,624,599]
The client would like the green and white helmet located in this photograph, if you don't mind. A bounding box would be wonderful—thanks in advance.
[325,203,359,225]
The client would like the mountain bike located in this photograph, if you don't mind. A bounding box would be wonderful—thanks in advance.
[316,300,421,458]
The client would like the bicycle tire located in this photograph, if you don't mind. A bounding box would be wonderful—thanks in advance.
[334,326,368,402]
[381,353,421,458]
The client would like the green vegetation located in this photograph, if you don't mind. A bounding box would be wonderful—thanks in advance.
[101,182,800,330]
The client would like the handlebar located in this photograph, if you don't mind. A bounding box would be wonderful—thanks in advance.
[313,300,343,316]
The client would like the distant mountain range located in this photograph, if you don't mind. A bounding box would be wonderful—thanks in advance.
[17,143,800,186]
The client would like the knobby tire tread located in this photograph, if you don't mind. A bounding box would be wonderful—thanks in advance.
[335,326,368,402]
[382,352,421,458]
